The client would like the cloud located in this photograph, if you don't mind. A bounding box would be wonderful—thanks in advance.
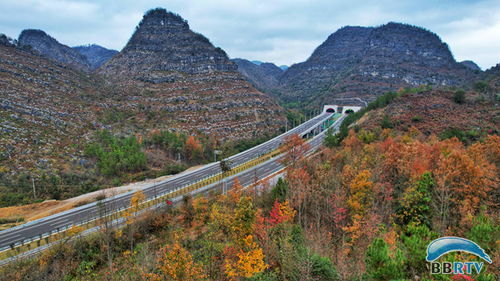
[0,0,498,69]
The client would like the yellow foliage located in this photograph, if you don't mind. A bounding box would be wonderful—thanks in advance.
[347,170,373,216]
[130,190,146,210]
[225,235,268,279]
[125,190,146,224]
[146,241,207,281]
[66,225,84,237]
[279,200,296,222]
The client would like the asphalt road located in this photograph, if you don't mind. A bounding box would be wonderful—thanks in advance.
[202,114,346,193]
[0,112,336,251]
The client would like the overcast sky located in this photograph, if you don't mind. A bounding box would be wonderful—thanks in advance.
[0,0,499,69]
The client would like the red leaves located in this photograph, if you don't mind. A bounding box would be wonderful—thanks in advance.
[267,200,296,226]
[451,274,475,281]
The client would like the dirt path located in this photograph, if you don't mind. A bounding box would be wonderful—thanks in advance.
[0,165,205,228]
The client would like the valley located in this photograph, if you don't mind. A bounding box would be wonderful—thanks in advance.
[0,4,498,281]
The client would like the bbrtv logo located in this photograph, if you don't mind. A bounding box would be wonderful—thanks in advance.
[426,237,492,274]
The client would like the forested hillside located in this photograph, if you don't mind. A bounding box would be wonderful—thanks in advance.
[2,118,497,280]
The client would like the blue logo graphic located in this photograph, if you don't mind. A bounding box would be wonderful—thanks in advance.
[426,237,492,263]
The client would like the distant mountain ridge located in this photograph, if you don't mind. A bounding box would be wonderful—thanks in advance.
[276,22,478,106]
[73,44,118,70]
[460,60,481,71]
[18,29,91,71]
[232,58,284,91]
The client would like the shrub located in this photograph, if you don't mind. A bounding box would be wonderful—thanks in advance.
[247,271,279,281]
[358,129,377,144]
[323,129,342,147]
[85,131,147,176]
[440,127,466,142]
[162,163,188,175]
[453,90,466,104]
[380,115,394,129]
[310,254,340,280]
[473,81,489,93]
[411,115,423,122]
[0,217,24,224]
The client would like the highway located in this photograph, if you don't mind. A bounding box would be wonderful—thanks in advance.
[195,114,346,194]
[0,112,337,252]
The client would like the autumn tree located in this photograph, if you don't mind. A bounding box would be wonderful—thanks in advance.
[229,177,243,204]
[267,200,296,226]
[124,190,145,251]
[146,240,207,281]
[343,170,374,251]
[224,235,268,280]
[185,135,203,162]
[396,172,433,227]
[433,139,493,232]
[231,196,257,240]
[280,134,310,168]
[287,166,312,226]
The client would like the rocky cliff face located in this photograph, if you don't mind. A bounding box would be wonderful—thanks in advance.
[232,58,283,91]
[18,29,91,71]
[73,44,118,70]
[278,22,478,106]
[99,8,285,138]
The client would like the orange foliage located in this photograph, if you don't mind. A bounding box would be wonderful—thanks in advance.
[229,177,243,203]
[434,141,494,226]
[280,133,310,167]
[185,135,202,161]
[125,190,145,224]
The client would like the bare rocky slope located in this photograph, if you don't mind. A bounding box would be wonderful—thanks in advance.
[98,8,285,138]
[0,9,286,178]
[276,22,478,106]
[0,39,107,176]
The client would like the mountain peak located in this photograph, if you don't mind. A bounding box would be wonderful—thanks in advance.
[460,60,481,71]
[19,29,48,37]
[278,22,477,104]
[101,8,237,82]
[18,29,90,71]
[140,8,188,27]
